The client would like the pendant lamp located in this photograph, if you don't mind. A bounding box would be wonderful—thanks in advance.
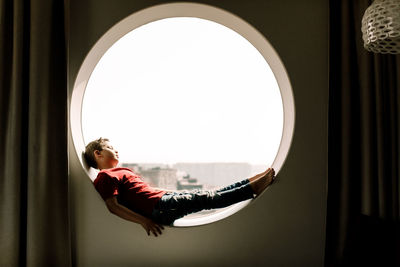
[361,0,400,54]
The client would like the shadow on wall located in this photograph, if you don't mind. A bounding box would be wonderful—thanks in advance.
[81,151,98,181]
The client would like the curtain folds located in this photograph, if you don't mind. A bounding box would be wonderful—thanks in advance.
[0,0,71,266]
[326,0,400,266]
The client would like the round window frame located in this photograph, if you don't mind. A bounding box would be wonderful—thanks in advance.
[70,2,295,227]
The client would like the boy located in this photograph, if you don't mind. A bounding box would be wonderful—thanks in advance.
[84,137,276,237]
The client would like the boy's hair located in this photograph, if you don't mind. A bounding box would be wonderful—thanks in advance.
[84,137,109,169]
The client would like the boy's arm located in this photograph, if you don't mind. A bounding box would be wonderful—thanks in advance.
[104,196,164,237]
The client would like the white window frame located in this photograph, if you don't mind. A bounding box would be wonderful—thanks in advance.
[70,2,295,227]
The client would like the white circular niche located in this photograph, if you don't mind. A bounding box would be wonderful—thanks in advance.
[70,3,295,227]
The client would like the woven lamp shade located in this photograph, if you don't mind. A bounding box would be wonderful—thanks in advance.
[361,0,400,54]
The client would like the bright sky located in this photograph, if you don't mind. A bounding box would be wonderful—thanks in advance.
[82,17,283,165]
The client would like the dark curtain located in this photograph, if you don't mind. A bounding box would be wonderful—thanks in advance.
[0,0,71,266]
[326,0,400,266]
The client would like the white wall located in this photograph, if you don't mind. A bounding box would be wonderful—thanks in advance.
[68,1,329,266]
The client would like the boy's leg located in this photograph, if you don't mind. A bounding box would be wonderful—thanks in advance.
[215,179,250,193]
[152,168,276,225]
[151,195,183,225]
[154,183,255,222]
[214,168,274,193]
[192,168,275,212]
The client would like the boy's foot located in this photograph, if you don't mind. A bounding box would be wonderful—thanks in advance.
[249,168,276,196]
[248,168,271,183]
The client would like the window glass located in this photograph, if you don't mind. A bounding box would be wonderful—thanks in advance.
[80,16,285,223]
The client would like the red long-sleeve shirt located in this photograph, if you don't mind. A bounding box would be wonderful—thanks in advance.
[93,167,166,217]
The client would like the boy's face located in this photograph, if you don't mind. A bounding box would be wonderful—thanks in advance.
[94,141,119,169]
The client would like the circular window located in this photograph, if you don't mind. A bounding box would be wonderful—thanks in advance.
[71,3,295,227]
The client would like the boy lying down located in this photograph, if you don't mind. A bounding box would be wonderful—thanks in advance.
[84,138,276,237]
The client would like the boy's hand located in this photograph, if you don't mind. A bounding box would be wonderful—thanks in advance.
[140,218,164,237]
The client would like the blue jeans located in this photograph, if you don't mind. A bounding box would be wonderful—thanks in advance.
[151,179,255,225]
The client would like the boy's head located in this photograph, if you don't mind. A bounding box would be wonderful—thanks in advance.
[84,137,119,170]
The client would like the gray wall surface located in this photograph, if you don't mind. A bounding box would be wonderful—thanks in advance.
[68,1,329,266]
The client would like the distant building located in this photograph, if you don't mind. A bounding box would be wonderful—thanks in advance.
[120,163,178,189]
[139,167,178,190]
[173,162,252,187]
[177,175,203,191]
[120,162,258,191]
[133,163,169,170]
[120,163,141,173]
